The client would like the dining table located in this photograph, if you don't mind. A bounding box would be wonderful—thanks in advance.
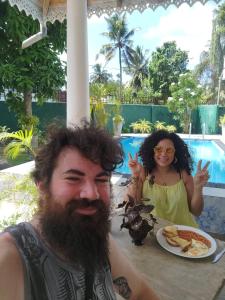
[111,213,225,300]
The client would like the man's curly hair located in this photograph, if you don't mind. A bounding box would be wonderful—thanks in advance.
[139,130,193,175]
[31,123,123,188]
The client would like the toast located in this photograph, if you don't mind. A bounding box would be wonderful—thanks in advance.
[163,225,192,252]
[166,237,180,247]
[162,225,178,238]
[169,236,192,252]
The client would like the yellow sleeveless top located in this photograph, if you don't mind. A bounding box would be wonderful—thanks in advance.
[142,178,198,228]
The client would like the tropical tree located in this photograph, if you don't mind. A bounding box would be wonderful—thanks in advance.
[167,72,204,133]
[194,51,214,104]
[99,13,136,95]
[210,3,225,102]
[126,46,149,90]
[0,1,66,130]
[90,64,112,84]
[148,41,189,104]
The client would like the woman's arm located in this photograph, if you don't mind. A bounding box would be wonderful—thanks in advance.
[183,160,210,216]
[109,235,160,300]
[123,175,144,204]
[123,153,146,203]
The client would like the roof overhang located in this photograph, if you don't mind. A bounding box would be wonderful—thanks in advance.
[8,0,222,23]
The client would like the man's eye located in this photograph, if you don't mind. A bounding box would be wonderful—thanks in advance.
[65,177,80,181]
[96,178,110,183]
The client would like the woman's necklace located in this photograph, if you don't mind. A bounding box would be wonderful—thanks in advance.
[153,169,171,186]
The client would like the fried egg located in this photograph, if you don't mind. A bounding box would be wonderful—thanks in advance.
[186,239,209,257]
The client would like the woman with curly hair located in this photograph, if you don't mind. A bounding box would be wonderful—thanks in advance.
[124,130,210,227]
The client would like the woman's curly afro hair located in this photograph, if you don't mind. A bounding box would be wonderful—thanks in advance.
[139,130,193,175]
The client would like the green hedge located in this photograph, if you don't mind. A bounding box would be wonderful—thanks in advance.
[0,101,224,134]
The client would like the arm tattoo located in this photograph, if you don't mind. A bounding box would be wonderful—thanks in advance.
[113,276,132,299]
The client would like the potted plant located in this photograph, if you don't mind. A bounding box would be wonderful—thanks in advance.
[130,119,152,134]
[219,114,225,140]
[112,100,124,137]
[113,114,124,137]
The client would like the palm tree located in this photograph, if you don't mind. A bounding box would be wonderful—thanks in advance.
[0,128,35,161]
[126,46,149,90]
[99,13,136,95]
[210,3,225,94]
[90,64,112,84]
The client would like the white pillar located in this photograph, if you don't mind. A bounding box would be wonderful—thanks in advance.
[67,0,89,126]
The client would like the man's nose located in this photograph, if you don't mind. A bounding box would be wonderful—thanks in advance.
[79,181,100,200]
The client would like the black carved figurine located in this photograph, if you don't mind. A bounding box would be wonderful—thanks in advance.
[118,195,157,246]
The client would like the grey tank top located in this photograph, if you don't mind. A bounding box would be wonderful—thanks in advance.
[5,222,116,300]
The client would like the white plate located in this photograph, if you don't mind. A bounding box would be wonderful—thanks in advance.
[156,225,217,258]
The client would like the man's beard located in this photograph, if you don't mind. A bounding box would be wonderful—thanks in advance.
[38,195,111,275]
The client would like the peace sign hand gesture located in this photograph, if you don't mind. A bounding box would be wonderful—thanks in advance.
[193,160,210,190]
[128,153,142,177]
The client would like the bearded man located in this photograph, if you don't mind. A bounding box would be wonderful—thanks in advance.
[0,124,159,300]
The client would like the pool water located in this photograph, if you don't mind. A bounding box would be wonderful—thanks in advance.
[116,136,225,184]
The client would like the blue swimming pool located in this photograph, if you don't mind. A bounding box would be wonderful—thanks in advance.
[116,136,225,184]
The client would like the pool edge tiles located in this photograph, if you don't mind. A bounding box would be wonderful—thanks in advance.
[214,139,225,153]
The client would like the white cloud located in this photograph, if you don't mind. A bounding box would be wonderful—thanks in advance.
[143,3,215,67]
[88,14,106,25]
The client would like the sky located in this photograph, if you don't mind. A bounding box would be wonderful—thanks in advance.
[62,1,219,83]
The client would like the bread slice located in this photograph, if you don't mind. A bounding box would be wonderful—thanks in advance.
[169,236,192,252]
[163,225,178,238]
[166,237,180,247]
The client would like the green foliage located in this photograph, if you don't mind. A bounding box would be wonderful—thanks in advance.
[90,83,109,128]
[167,72,204,133]
[210,3,225,80]
[165,125,177,132]
[154,121,166,130]
[0,174,38,230]
[122,81,155,104]
[219,114,225,125]
[125,46,149,90]
[113,114,124,124]
[6,91,40,131]
[94,101,109,128]
[111,100,124,125]
[90,64,112,84]
[0,125,10,133]
[0,128,35,161]
[194,51,214,97]
[122,86,136,103]
[209,3,225,102]
[130,119,152,133]
[148,41,189,103]
[0,1,66,128]
[154,121,176,132]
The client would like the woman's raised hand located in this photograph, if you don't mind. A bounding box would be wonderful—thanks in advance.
[128,153,142,177]
[193,160,210,189]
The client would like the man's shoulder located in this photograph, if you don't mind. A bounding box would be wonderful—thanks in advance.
[0,232,24,300]
[0,231,19,258]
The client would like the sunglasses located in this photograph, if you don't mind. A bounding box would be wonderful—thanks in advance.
[154,146,175,155]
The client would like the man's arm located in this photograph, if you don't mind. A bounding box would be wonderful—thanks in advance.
[109,235,160,300]
[0,233,24,300]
